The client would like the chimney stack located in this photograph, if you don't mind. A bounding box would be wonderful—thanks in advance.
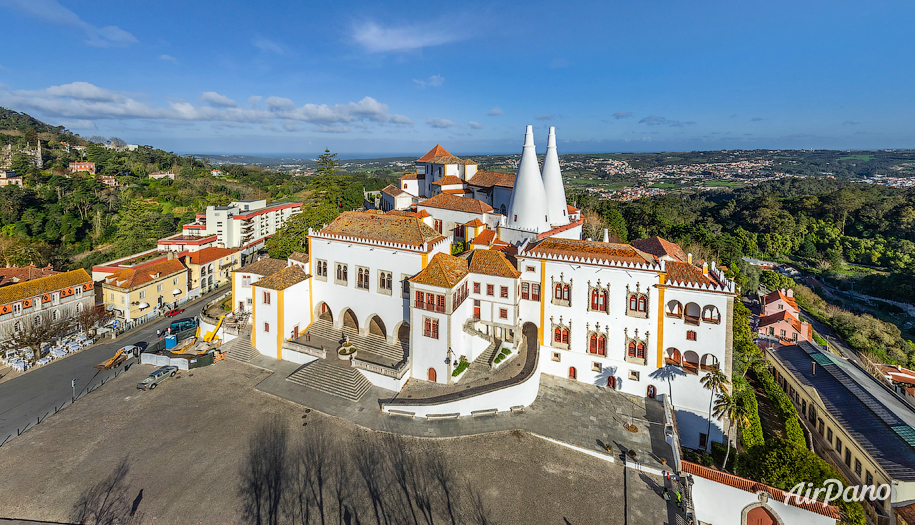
[687,253,693,264]
[702,262,708,276]
[787,289,794,298]
[812,361,817,376]
[541,126,569,226]
[603,228,609,243]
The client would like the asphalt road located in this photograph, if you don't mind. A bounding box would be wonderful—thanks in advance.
[0,290,220,446]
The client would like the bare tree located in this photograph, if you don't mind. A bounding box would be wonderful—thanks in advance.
[109,137,127,147]
[74,304,109,335]
[0,309,72,365]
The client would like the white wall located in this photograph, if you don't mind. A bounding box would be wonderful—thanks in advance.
[357,367,411,391]
[690,475,837,525]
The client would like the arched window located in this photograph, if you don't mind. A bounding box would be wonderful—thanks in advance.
[665,348,682,366]
[569,367,577,380]
[554,327,562,342]
[562,285,570,301]
[601,291,609,312]
[555,284,563,299]
[589,334,597,354]
[629,295,638,310]
[628,341,637,358]
[597,336,606,356]
[13,321,21,332]
[607,376,616,389]
[636,343,645,359]
[561,329,569,344]
[385,274,392,290]
[647,385,656,399]
[342,266,347,281]
[638,296,647,312]
[428,368,437,382]
[76,303,84,313]
[591,290,600,310]
[336,265,342,280]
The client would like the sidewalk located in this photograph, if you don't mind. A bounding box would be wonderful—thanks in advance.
[245,351,675,472]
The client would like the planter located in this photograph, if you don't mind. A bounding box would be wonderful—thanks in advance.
[337,345,356,360]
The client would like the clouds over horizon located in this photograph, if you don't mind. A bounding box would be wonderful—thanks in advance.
[413,74,444,88]
[427,118,455,129]
[0,81,413,134]
[639,115,696,127]
[0,0,137,47]
[351,20,465,52]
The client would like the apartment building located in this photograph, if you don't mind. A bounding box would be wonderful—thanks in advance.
[0,269,95,335]
[101,256,188,321]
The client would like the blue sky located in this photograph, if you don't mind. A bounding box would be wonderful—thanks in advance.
[0,0,913,156]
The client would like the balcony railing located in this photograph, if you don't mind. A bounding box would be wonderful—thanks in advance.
[682,362,699,375]
[665,312,682,318]
[701,316,721,324]
[665,358,681,367]
[684,315,700,326]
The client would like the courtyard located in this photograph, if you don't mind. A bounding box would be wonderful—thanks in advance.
[0,358,678,524]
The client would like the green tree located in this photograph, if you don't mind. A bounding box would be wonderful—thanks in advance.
[265,203,340,259]
[112,201,171,256]
[700,368,730,452]
[309,149,346,207]
[759,270,796,292]
[713,391,749,470]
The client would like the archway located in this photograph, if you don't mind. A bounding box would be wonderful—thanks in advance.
[647,385,657,399]
[701,353,720,371]
[397,322,410,343]
[368,315,386,338]
[316,302,333,323]
[428,368,437,382]
[683,351,700,374]
[666,300,683,317]
[685,302,701,324]
[607,376,616,389]
[744,505,780,525]
[342,309,359,332]
[665,348,682,366]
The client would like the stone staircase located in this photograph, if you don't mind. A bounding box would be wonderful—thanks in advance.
[286,360,371,401]
[224,337,258,363]
[459,338,503,383]
[306,320,407,367]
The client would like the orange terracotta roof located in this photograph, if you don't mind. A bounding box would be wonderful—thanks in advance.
[410,253,468,288]
[0,264,59,288]
[631,236,687,262]
[104,259,186,290]
[758,310,804,334]
[465,218,484,227]
[525,238,656,266]
[252,265,309,291]
[418,193,493,214]
[463,249,521,278]
[288,252,309,264]
[234,257,288,277]
[763,289,798,310]
[665,260,720,287]
[416,144,453,163]
[567,204,580,213]
[468,170,515,188]
[877,364,915,385]
[382,184,407,197]
[431,175,465,186]
[0,269,92,306]
[319,211,445,248]
[470,229,496,246]
[442,188,473,195]
[427,156,476,165]
[680,461,841,519]
[399,173,424,181]
[184,247,239,266]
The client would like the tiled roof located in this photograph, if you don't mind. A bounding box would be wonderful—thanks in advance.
[0,269,92,306]
[442,188,473,195]
[758,310,804,333]
[427,156,476,166]
[288,252,309,264]
[0,264,59,288]
[382,184,407,197]
[235,257,288,277]
[104,259,186,290]
[463,249,521,278]
[431,175,464,186]
[319,211,445,248]
[763,289,798,310]
[410,253,468,289]
[680,461,841,519]
[631,236,687,262]
[567,204,580,214]
[252,265,309,291]
[184,247,238,266]
[470,229,496,246]
[465,218,484,227]
[877,364,915,386]
[418,193,493,214]
[399,173,424,181]
[468,170,515,188]
[665,260,718,286]
[416,144,454,163]
[524,238,655,266]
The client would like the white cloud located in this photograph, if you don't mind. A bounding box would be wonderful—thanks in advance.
[486,107,503,116]
[159,54,177,62]
[413,74,444,88]
[427,118,455,129]
[352,21,464,52]
[201,91,238,108]
[468,121,483,130]
[0,81,414,132]
[247,96,262,107]
[0,0,137,47]
[252,37,285,55]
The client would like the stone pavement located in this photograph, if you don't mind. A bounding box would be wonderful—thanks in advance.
[247,351,676,471]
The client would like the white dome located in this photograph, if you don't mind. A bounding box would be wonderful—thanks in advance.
[506,125,551,233]
[541,126,568,226]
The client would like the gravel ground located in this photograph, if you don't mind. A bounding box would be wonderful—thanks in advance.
[0,359,665,524]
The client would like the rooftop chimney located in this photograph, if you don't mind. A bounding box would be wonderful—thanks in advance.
[702,262,708,276]
[812,361,817,376]
[787,289,794,298]
[541,126,568,226]
[687,253,693,264]
[506,125,550,233]
[603,228,609,243]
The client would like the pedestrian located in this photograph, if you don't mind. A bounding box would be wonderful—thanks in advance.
[676,490,682,510]
[662,487,670,501]
[156,328,161,340]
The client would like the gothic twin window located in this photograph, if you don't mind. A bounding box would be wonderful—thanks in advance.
[551,273,572,307]
[356,267,370,290]
[378,271,393,294]
[625,284,649,319]
[315,260,328,280]
[550,317,571,350]
[587,281,610,313]
[624,328,649,365]
[335,263,348,285]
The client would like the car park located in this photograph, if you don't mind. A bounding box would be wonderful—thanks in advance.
[137,366,178,390]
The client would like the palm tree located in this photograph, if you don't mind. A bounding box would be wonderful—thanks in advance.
[713,391,750,471]
[700,368,730,452]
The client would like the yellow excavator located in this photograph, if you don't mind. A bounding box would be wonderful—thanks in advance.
[94,346,134,370]
[203,314,225,343]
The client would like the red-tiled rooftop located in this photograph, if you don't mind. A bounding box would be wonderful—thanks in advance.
[631,236,687,262]
[252,265,309,291]
[758,310,804,333]
[762,289,798,309]
[418,193,493,214]
[319,211,445,248]
[0,269,92,305]
[665,260,722,287]
[681,461,841,519]
[0,264,59,288]
[468,170,515,188]
[382,184,407,197]
[410,253,468,288]
[184,247,238,266]
[525,238,656,266]
[431,175,464,186]
[399,173,424,181]
[105,259,186,290]
[463,249,521,279]
[470,229,496,246]
[415,144,453,163]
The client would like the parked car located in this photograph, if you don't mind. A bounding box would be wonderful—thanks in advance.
[164,308,185,317]
[169,317,197,333]
[137,366,178,390]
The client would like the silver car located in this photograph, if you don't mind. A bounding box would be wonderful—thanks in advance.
[137,366,178,390]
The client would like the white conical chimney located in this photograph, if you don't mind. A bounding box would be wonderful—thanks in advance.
[507,125,550,233]
[541,126,568,226]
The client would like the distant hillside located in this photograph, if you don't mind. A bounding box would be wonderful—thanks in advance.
[0,107,84,147]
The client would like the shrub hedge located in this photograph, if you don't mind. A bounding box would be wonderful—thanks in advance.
[751,364,806,447]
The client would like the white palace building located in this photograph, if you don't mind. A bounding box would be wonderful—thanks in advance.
[227,126,736,450]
